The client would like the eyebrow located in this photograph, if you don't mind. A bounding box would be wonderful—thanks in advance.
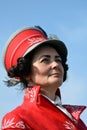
[40,55,61,59]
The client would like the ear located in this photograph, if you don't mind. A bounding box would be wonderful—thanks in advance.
[23,75,32,83]
[24,75,35,86]
[24,75,31,81]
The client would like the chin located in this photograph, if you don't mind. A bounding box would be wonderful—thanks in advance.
[50,80,63,87]
[54,80,63,86]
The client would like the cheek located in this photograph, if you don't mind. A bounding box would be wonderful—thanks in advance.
[30,68,49,86]
[33,66,49,77]
[62,66,64,74]
[61,66,64,79]
[31,65,49,81]
[58,64,64,79]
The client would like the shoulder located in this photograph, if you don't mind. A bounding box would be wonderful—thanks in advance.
[63,104,87,128]
[1,106,27,130]
[63,104,86,115]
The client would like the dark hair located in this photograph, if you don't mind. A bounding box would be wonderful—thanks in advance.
[7,44,68,88]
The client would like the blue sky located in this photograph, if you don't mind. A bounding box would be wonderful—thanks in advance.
[0,0,87,126]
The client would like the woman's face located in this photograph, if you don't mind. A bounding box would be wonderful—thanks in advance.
[29,46,64,88]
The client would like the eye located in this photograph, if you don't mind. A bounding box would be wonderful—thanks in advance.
[55,58,62,63]
[40,58,50,64]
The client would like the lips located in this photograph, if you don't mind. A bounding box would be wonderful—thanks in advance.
[52,73,60,76]
[49,72,61,77]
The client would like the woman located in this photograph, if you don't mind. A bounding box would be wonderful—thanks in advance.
[1,26,87,130]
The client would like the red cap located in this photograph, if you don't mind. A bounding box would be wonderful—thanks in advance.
[3,26,67,71]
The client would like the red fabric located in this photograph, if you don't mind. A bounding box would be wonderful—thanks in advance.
[1,86,87,130]
[4,28,48,71]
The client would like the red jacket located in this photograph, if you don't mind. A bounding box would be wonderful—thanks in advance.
[1,86,87,130]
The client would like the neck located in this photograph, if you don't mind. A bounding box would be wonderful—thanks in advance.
[40,87,57,101]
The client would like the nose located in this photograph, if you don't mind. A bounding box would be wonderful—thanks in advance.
[51,61,59,69]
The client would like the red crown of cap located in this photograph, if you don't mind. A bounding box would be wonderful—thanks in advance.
[4,28,48,70]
